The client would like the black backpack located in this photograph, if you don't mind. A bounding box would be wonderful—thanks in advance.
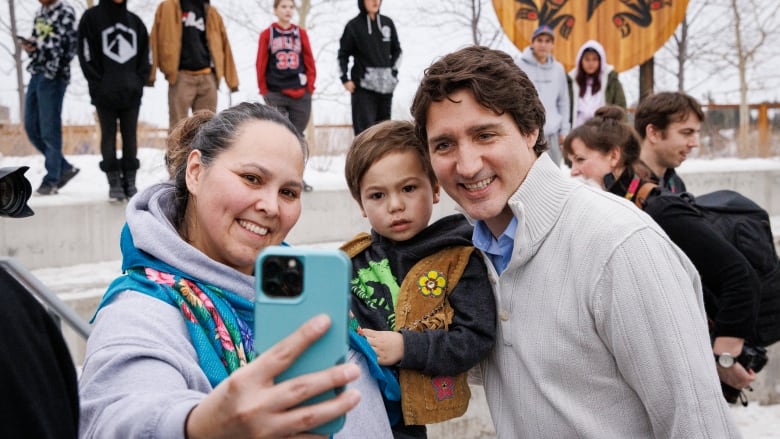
[686,190,780,347]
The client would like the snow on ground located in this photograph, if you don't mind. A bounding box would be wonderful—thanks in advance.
[0,148,349,208]
[3,148,780,209]
[6,149,780,437]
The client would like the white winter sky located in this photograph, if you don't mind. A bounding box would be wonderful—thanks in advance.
[1,0,779,128]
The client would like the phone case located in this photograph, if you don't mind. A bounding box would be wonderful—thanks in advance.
[254,246,351,435]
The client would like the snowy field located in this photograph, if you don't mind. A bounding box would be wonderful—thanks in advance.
[4,148,780,437]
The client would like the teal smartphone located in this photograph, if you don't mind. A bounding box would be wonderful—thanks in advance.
[254,246,351,435]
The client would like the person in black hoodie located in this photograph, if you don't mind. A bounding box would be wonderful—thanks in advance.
[78,0,150,201]
[338,0,402,135]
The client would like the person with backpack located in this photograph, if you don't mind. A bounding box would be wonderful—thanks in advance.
[563,105,762,402]
[634,91,703,193]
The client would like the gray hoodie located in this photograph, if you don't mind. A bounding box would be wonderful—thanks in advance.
[79,182,392,438]
[517,46,570,137]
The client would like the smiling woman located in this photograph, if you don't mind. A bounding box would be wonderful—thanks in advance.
[171,109,306,275]
[78,102,393,438]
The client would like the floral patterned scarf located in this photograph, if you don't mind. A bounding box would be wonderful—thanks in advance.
[96,225,256,387]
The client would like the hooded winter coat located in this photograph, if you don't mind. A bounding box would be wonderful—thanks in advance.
[337,0,402,94]
[77,0,150,109]
[568,40,626,128]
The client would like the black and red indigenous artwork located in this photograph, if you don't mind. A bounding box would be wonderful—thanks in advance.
[492,0,688,71]
[513,0,672,39]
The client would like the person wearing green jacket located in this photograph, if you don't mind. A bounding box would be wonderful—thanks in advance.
[568,40,626,129]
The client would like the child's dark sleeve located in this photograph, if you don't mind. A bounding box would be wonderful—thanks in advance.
[398,252,496,376]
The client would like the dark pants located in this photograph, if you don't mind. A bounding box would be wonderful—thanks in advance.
[24,73,73,185]
[96,105,140,172]
[351,87,393,135]
[263,91,312,136]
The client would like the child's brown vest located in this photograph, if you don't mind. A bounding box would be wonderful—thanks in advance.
[341,233,474,425]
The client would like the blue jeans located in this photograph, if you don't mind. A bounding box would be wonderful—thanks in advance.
[24,73,73,185]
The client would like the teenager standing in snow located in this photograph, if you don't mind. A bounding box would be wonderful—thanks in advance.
[256,0,315,191]
[78,0,150,201]
[338,0,402,136]
[568,39,625,129]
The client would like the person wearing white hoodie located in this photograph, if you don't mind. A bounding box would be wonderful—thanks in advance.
[516,25,570,166]
[568,39,626,128]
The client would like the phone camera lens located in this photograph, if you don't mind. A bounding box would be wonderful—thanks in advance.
[283,269,302,296]
[262,256,303,297]
[263,279,283,297]
[264,259,283,276]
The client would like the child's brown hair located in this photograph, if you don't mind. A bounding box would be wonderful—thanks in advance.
[344,120,437,207]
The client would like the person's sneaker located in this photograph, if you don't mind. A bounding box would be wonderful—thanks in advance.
[36,182,58,196]
[303,180,313,192]
[57,167,80,189]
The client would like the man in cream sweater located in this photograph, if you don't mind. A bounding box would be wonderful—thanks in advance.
[411,46,740,438]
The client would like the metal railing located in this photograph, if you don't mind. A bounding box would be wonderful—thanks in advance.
[1,256,91,340]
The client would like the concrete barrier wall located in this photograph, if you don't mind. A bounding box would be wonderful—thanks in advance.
[0,201,126,269]
[2,166,778,270]
[680,168,780,218]
[0,190,460,270]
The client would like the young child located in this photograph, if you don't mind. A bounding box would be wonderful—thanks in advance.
[341,120,497,438]
[256,0,315,191]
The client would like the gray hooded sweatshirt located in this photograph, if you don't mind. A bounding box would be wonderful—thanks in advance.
[516,46,571,138]
[78,182,392,438]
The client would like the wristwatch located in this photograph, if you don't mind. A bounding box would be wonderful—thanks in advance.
[715,352,736,368]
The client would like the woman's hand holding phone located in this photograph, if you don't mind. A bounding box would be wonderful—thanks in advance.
[184,314,361,439]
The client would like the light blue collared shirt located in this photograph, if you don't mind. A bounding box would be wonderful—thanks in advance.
[472,216,517,274]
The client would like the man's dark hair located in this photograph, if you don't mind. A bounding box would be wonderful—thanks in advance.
[410,46,547,156]
[634,92,705,140]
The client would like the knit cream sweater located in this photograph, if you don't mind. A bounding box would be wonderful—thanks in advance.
[472,154,740,438]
